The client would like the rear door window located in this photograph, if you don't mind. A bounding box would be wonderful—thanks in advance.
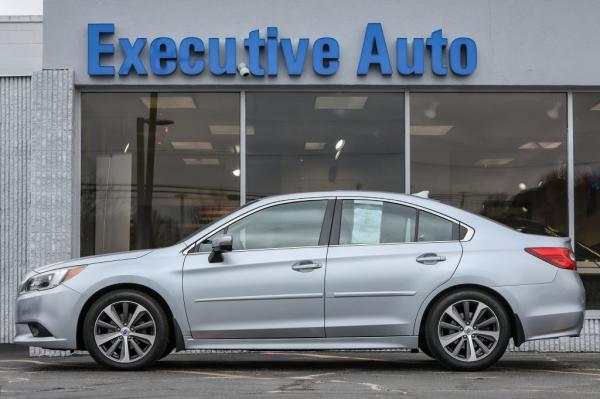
[338,199,460,245]
[339,200,417,245]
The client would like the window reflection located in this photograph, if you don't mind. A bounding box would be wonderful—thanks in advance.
[246,92,405,199]
[411,93,568,239]
[574,93,600,263]
[81,93,240,255]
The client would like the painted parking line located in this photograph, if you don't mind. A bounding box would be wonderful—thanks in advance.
[164,369,274,380]
[538,369,600,377]
[262,352,390,362]
[0,359,51,365]
[497,366,600,378]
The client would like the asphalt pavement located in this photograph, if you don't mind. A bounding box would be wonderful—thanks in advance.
[1,346,600,398]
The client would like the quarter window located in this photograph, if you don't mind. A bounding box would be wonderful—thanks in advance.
[417,211,456,242]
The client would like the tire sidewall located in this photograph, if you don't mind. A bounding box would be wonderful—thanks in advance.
[83,289,170,370]
[425,289,511,371]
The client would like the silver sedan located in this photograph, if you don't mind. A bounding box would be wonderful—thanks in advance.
[14,191,585,371]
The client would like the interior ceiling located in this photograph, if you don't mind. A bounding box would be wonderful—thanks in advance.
[80,91,600,189]
[411,93,568,168]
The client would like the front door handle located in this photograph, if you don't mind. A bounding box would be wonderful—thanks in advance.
[292,260,322,272]
[416,253,447,265]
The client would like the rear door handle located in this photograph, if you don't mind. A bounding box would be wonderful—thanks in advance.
[416,253,447,265]
[292,260,322,272]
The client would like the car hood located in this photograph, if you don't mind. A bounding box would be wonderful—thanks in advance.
[33,249,154,273]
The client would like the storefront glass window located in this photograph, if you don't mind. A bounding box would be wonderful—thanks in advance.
[81,93,240,256]
[411,93,568,239]
[246,92,405,199]
[573,93,600,270]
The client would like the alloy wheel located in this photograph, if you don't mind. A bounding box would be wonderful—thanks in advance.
[437,299,500,362]
[94,301,156,363]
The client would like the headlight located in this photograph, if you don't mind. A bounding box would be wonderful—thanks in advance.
[19,266,86,293]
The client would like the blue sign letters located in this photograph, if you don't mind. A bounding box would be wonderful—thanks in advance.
[87,23,477,78]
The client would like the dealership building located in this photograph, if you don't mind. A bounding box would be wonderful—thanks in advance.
[1,0,600,351]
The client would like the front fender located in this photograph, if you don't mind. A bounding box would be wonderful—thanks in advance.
[63,247,190,338]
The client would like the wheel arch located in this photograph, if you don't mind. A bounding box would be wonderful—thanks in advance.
[416,284,525,348]
[76,283,184,351]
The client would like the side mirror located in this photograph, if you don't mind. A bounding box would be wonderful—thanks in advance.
[208,235,233,263]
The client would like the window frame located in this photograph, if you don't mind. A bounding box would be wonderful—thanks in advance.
[185,197,336,254]
[329,196,474,247]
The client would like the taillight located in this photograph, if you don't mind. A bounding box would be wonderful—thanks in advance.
[525,247,577,270]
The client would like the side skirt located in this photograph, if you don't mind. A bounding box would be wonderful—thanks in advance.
[183,336,419,351]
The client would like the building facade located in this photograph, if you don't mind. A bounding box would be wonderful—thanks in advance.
[1,0,600,351]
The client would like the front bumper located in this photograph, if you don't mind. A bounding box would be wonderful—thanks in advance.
[14,284,82,350]
[496,269,586,341]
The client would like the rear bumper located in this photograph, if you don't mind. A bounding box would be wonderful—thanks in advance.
[495,269,585,341]
[13,284,81,350]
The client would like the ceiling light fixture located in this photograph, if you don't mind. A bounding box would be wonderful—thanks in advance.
[518,142,540,150]
[209,125,255,135]
[314,96,368,110]
[304,142,326,150]
[474,158,514,167]
[424,101,439,119]
[538,141,562,149]
[171,141,213,150]
[410,125,453,136]
[140,96,197,109]
[182,158,220,165]
[519,141,562,150]
[546,102,561,119]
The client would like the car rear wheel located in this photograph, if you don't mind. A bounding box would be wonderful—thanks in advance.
[424,289,511,371]
[83,290,170,370]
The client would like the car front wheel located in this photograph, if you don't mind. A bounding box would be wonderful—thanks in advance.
[83,289,170,370]
[424,289,511,371]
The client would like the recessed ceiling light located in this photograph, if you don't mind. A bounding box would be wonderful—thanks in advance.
[519,142,540,150]
[538,141,562,149]
[304,142,326,150]
[171,141,213,150]
[140,96,196,109]
[411,125,453,136]
[590,102,600,111]
[474,158,514,167]
[182,158,220,165]
[519,141,562,150]
[314,96,368,110]
[209,125,255,135]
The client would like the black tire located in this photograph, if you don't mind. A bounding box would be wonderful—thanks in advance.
[160,343,175,360]
[83,289,170,370]
[424,289,511,371]
[419,340,436,359]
